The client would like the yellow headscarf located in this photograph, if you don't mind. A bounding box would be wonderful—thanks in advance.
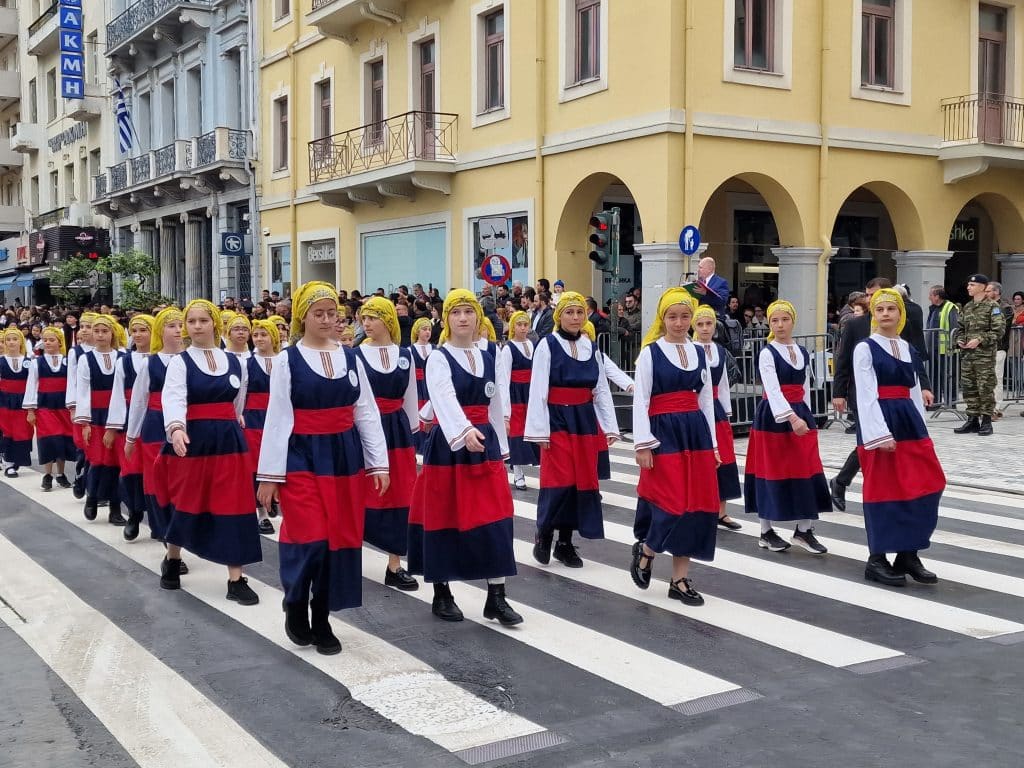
[129,314,155,334]
[411,316,432,343]
[182,300,224,344]
[479,316,497,342]
[641,288,696,348]
[359,296,400,344]
[42,326,67,356]
[220,310,237,331]
[250,319,281,354]
[552,290,587,330]
[2,327,27,356]
[227,314,252,334]
[509,310,530,332]
[440,289,483,345]
[869,288,907,335]
[338,325,355,343]
[582,320,596,342]
[90,314,120,349]
[79,311,99,326]
[766,300,797,342]
[291,281,337,341]
[268,314,288,329]
[151,307,184,354]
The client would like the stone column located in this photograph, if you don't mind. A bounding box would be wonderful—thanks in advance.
[634,242,708,334]
[771,247,834,337]
[199,217,213,299]
[995,253,1024,297]
[159,221,178,299]
[184,215,204,300]
[892,250,954,305]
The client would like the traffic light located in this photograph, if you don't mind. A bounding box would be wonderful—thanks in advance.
[588,208,620,274]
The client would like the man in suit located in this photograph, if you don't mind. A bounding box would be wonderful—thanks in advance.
[695,257,730,315]
[530,291,554,340]
[830,277,934,510]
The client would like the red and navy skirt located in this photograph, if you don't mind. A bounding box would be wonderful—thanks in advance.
[243,390,269,475]
[160,403,261,566]
[278,406,366,611]
[140,393,171,539]
[713,387,741,501]
[408,405,516,583]
[364,397,415,556]
[743,385,831,521]
[34,407,76,465]
[536,387,605,539]
[117,389,145,514]
[635,391,720,558]
[0,381,32,468]
[508,369,540,466]
[858,386,945,554]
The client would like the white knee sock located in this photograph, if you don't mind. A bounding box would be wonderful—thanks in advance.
[760,518,773,534]
[796,520,813,532]
[486,577,505,585]
[512,465,525,483]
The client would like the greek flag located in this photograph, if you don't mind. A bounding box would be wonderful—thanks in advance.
[113,77,135,154]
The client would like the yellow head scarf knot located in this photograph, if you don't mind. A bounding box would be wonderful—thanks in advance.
[359,296,400,344]
[151,307,184,354]
[552,291,587,330]
[440,289,483,345]
[582,320,596,342]
[508,311,530,336]
[693,305,718,326]
[42,326,67,356]
[250,319,281,354]
[227,314,252,333]
[411,316,432,343]
[79,312,99,326]
[182,300,223,344]
[129,314,155,333]
[641,288,696,348]
[765,300,797,342]
[869,288,907,335]
[220,310,237,330]
[2,327,27,356]
[479,316,497,342]
[291,281,338,340]
[268,314,288,328]
[90,314,121,347]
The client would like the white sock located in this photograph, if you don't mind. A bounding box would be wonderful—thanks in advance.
[487,577,506,585]
[760,518,773,535]
[512,465,525,483]
[796,520,813,532]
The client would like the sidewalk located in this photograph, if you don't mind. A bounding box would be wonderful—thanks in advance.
[739,405,1024,495]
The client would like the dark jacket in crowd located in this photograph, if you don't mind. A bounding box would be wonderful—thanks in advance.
[833,313,932,408]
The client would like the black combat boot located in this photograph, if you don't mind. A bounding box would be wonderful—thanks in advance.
[953,416,980,434]
[893,552,938,584]
[284,596,314,647]
[83,497,99,521]
[864,554,905,587]
[532,530,553,565]
[431,582,464,622]
[483,583,523,626]
[977,416,993,436]
[310,590,341,655]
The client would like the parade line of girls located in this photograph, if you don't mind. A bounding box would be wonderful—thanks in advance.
[0,282,947,655]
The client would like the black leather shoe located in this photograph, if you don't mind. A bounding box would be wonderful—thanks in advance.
[55,474,71,489]
[41,474,53,492]
[953,416,980,434]
[257,518,275,535]
[310,592,341,655]
[431,582,464,622]
[532,531,553,565]
[269,501,280,518]
[4,466,18,478]
[107,506,127,526]
[83,498,98,521]
[483,583,523,626]
[668,577,704,606]
[178,560,189,576]
[717,516,742,531]
[284,600,313,647]
[630,541,653,589]
[553,540,584,568]
[160,558,182,590]
[829,478,847,512]
[864,554,905,587]
[893,551,938,584]
[977,416,994,436]
[226,577,260,606]
[123,513,142,541]
[384,566,419,591]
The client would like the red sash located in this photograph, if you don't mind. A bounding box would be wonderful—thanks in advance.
[649,391,699,416]
[548,386,592,406]
[877,386,911,400]
[462,405,490,424]
[186,403,237,421]
[294,405,354,434]
[510,370,532,384]
[376,397,403,415]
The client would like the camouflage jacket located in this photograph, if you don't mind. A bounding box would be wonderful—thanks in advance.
[954,297,1004,352]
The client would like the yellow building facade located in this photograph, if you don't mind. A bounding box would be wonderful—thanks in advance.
[258,0,1024,331]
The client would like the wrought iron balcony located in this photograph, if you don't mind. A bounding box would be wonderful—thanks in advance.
[93,173,108,201]
[308,112,457,208]
[33,207,67,231]
[940,94,1024,183]
[106,0,212,57]
[306,0,406,43]
[109,162,128,193]
[27,2,59,56]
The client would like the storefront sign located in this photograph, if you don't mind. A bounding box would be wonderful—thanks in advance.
[306,239,336,264]
[59,0,85,100]
[74,230,95,246]
[48,121,88,153]
[16,245,29,267]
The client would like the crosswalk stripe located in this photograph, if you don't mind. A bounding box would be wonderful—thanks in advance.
[0,531,289,768]
[0,474,550,757]
[510,501,907,667]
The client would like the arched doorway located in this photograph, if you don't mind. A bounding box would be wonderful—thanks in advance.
[945,193,1024,305]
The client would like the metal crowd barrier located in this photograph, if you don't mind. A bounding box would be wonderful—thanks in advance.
[921,327,961,416]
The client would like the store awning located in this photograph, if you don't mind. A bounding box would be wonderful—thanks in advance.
[0,275,15,290]
[12,274,36,287]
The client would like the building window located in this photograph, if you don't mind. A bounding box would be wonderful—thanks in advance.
[274,0,290,21]
[87,31,100,85]
[49,171,59,209]
[270,244,291,297]
[46,69,57,121]
[273,96,289,171]
[574,0,600,83]
[734,0,774,72]
[28,78,37,123]
[65,164,75,203]
[483,9,505,110]
[367,59,385,145]
[419,38,436,113]
[315,79,332,139]
[30,176,39,213]
[861,1,895,87]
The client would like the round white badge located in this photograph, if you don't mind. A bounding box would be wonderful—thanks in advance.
[349,370,359,387]
[228,374,241,389]
[397,356,410,370]
[484,381,497,398]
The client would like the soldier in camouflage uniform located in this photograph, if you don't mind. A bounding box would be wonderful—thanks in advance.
[952,274,1005,436]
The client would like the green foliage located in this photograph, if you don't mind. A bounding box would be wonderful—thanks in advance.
[47,257,97,303]
[48,250,174,310]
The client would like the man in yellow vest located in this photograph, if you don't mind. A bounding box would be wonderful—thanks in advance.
[926,285,959,407]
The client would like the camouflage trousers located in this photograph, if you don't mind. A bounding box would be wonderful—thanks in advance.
[960,349,996,415]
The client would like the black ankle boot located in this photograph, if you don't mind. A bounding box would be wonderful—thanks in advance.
[483,583,523,626]
[864,554,905,586]
[83,497,98,521]
[284,597,314,647]
[532,531,553,565]
[431,582,464,622]
[310,591,341,655]
[553,539,583,568]
[893,551,938,584]
[977,416,994,436]
[107,503,127,526]
[123,511,142,541]
[160,558,182,590]
[953,416,980,434]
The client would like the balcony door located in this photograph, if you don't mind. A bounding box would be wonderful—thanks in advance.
[978,4,1007,143]
[418,39,436,160]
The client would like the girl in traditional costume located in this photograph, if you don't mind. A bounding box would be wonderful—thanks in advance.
[244,319,279,535]
[225,314,252,361]
[65,311,96,497]
[1,328,33,478]
[24,327,75,490]
[410,317,434,452]
[498,310,539,491]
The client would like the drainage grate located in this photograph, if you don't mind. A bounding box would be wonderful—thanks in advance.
[455,731,568,765]
[670,688,763,716]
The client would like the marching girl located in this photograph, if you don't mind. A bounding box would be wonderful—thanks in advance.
[219,310,237,349]
[629,290,721,605]
[476,317,499,358]
[159,300,261,606]
[498,310,539,490]
[0,328,32,478]
[269,315,290,348]
[408,289,522,626]
[855,289,945,587]
[23,327,75,490]
[525,291,619,568]
[66,311,97,497]
[743,301,831,554]
[692,306,742,531]
[257,281,390,654]
[106,314,154,541]
[244,319,279,535]
[582,319,631,482]
[410,317,434,453]
[73,315,125,526]
[356,298,420,591]
[225,314,252,360]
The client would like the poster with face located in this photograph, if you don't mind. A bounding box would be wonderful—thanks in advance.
[473,214,528,293]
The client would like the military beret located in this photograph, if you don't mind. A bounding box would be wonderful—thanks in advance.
[967,273,990,285]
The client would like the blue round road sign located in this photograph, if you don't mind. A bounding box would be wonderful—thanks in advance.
[679,225,701,256]
[481,254,512,285]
